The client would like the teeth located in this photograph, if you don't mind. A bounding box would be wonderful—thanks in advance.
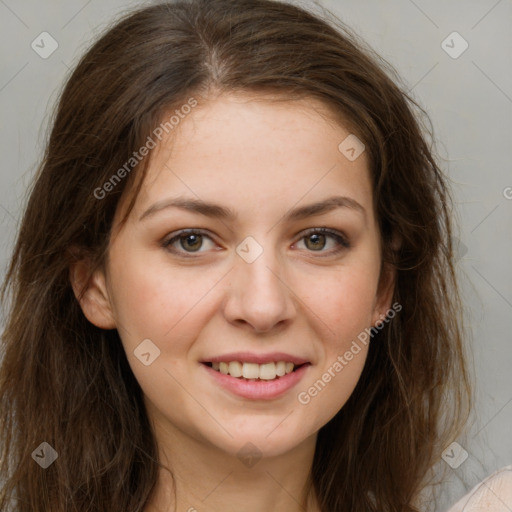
[228,361,243,378]
[210,360,299,380]
[259,362,276,380]
[276,361,286,376]
[242,362,260,379]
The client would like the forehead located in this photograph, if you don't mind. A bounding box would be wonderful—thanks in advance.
[119,92,373,226]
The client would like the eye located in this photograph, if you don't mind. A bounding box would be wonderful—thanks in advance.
[294,227,350,255]
[162,227,350,258]
[162,229,217,255]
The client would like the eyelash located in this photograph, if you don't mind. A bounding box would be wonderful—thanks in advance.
[161,227,350,258]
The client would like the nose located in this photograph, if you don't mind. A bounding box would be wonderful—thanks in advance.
[222,241,296,334]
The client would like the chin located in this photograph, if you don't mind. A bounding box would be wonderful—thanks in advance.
[214,426,313,460]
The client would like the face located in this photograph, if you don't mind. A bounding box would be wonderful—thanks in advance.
[75,93,394,461]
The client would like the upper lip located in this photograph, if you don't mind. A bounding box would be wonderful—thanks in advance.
[202,352,310,365]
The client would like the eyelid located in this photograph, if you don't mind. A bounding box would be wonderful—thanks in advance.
[162,228,217,253]
[162,227,350,257]
[298,227,350,248]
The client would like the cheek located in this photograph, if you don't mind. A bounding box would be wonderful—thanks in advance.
[107,251,214,349]
[303,267,379,344]
[295,273,375,427]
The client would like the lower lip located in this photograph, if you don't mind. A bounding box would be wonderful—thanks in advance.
[201,363,311,400]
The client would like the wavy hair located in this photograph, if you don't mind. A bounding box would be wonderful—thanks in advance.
[0,0,472,510]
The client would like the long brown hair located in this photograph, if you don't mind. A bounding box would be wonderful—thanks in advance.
[0,0,472,510]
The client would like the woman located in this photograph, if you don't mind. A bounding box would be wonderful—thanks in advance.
[0,0,485,510]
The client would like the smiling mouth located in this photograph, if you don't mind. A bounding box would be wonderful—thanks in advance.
[203,361,310,381]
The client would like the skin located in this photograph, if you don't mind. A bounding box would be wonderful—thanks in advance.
[71,92,395,512]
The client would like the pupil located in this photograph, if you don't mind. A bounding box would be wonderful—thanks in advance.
[182,234,202,251]
[307,233,325,251]
[179,233,326,252]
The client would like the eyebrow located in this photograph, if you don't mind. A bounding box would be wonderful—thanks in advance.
[139,195,366,223]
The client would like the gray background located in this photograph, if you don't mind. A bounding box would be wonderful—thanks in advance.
[0,0,511,510]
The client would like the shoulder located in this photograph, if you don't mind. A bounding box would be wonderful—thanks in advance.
[446,465,512,511]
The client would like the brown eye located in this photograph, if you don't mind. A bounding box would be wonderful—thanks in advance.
[178,233,203,252]
[304,232,327,251]
[163,229,216,255]
[296,228,350,255]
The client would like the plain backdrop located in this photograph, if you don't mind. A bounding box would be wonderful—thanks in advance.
[0,1,511,510]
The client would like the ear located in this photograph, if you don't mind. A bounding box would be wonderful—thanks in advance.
[371,232,402,325]
[69,253,117,330]
[371,260,397,327]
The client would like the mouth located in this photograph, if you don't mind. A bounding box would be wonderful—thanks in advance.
[202,360,311,381]
[201,359,312,400]
[200,352,312,400]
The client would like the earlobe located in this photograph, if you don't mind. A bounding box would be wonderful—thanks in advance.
[69,257,117,330]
